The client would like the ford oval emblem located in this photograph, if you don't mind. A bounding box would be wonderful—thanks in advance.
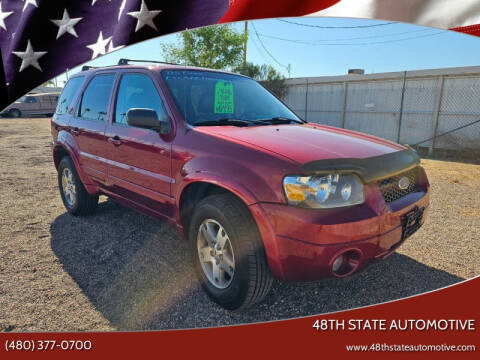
[398,176,410,190]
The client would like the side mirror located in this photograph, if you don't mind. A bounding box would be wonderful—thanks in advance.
[126,108,171,134]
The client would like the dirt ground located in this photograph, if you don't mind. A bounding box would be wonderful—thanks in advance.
[0,118,479,331]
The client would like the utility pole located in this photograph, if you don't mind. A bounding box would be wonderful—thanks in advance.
[243,21,248,66]
[397,70,407,143]
[184,28,190,66]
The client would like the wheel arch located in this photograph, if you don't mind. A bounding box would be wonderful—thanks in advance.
[52,145,70,169]
[52,143,97,194]
[9,108,21,117]
[177,180,257,239]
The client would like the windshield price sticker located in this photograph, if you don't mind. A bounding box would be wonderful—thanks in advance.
[214,81,234,114]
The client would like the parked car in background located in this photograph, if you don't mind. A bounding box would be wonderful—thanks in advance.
[1,92,60,118]
[50,59,430,310]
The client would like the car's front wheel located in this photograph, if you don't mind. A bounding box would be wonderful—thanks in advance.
[58,156,98,216]
[189,193,273,310]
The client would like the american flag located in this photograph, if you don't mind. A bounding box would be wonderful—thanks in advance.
[314,0,480,35]
[1,0,480,110]
[0,0,231,109]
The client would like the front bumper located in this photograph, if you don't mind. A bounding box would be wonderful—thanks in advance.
[250,182,430,282]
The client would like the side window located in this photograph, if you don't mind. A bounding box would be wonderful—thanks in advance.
[26,96,37,103]
[115,73,167,125]
[56,76,85,115]
[78,74,115,122]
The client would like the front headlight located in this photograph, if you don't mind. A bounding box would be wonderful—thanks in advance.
[283,174,365,208]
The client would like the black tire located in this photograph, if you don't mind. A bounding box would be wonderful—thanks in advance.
[9,108,21,118]
[189,193,273,310]
[57,156,98,216]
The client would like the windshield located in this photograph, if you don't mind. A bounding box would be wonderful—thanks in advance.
[161,69,301,125]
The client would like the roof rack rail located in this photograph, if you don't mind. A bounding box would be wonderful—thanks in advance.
[118,58,181,66]
[81,65,98,71]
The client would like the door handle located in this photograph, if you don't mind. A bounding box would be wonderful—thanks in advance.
[70,128,80,136]
[108,136,123,146]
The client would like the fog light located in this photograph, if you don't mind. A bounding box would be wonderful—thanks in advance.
[331,249,362,277]
[332,255,344,272]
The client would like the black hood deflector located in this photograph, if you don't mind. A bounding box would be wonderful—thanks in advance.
[300,146,420,183]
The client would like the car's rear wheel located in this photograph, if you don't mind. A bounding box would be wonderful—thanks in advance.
[189,193,273,310]
[9,108,21,118]
[58,156,98,216]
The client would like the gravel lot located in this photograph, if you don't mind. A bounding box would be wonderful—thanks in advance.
[0,118,479,332]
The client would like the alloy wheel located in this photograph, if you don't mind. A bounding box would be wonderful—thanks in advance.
[197,219,235,289]
[61,167,77,207]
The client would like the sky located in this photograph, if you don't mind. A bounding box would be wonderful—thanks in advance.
[53,17,480,85]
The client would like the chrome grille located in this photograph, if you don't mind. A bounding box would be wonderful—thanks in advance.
[378,167,420,204]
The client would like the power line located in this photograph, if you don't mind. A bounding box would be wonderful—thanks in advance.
[257,30,446,46]
[277,18,397,29]
[251,22,288,70]
[250,29,275,66]
[249,32,292,77]
[248,23,275,66]
[258,28,434,43]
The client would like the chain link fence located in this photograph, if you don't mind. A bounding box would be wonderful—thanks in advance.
[284,67,480,153]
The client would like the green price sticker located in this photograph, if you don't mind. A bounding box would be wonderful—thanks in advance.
[214,81,234,114]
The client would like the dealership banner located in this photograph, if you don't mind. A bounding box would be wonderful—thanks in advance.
[0,277,478,357]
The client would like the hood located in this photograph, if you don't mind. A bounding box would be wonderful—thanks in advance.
[195,123,405,164]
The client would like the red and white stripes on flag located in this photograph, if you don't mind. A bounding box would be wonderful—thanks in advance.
[311,0,480,36]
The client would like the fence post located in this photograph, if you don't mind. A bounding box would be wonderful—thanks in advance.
[397,71,407,143]
[430,75,445,155]
[341,81,348,128]
[304,78,309,121]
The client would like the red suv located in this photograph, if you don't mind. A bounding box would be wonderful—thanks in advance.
[51,59,430,310]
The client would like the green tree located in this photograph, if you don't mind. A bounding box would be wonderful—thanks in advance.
[43,79,56,87]
[161,25,245,70]
[235,62,287,100]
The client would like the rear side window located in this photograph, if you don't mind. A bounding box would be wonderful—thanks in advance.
[114,73,167,125]
[78,74,115,122]
[25,96,37,103]
[56,76,85,115]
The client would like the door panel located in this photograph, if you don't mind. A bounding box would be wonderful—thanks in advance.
[23,96,37,115]
[105,72,173,216]
[72,119,109,182]
[39,96,50,113]
[72,73,116,184]
[105,126,172,200]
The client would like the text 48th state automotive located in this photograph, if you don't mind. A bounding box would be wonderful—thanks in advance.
[313,318,476,331]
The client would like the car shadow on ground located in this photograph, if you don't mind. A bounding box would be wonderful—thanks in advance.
[50,199,464,331]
